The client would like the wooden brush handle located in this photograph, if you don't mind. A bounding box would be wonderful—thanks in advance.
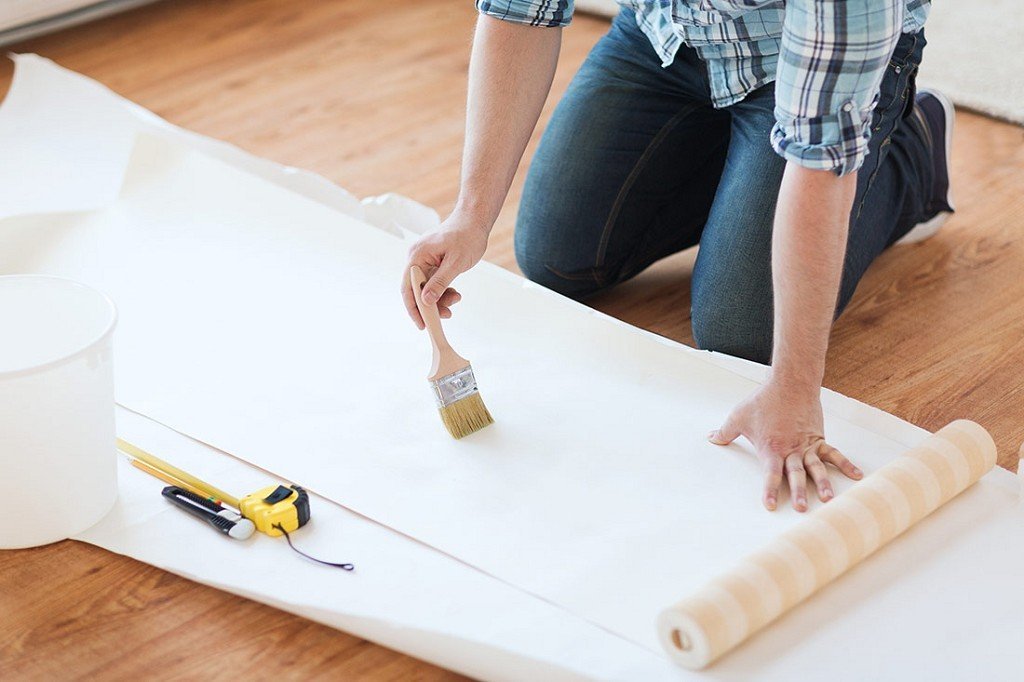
[410,266,468,380]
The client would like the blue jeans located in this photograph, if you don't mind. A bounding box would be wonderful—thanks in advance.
[515,9,937,364]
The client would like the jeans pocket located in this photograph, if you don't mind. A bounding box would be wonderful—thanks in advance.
[873,59,914,133]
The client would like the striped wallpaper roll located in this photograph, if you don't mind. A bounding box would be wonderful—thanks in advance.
[658,420,997,669]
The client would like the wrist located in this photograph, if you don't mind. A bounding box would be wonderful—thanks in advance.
[765,365,822,404]
[452,194,500,233]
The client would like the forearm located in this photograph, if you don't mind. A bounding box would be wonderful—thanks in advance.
[455,14,561,230]
[769,163,857,394]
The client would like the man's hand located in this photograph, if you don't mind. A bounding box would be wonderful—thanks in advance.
[401,211,488,329]
[709,381,862,512]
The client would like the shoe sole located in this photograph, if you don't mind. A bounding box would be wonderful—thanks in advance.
[897,210,951,245]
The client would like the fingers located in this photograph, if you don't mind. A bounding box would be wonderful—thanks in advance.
[423,258,461,305]
[401,256,462,327]
[804,449,833,502]
[435,288,461,319]
[708,415,741,446]
[437,288,461,308]
[761,456,784,511]
[400,276,425,330]
[819,443,863,480]
[785,452,807,512]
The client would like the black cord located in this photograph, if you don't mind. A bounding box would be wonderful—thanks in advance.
[273,524,355,571]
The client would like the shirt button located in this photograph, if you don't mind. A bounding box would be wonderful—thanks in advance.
[842,102,854,112]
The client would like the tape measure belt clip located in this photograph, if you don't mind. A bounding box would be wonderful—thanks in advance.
[262,485,293,504]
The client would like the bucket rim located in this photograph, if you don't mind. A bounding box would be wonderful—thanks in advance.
[0,274,118,379]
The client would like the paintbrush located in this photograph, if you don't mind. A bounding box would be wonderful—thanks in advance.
[409,265,493,439]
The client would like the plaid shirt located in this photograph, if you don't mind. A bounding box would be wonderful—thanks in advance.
[475,1,931,176]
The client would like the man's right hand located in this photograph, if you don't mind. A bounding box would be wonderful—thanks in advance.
[401,211,489,329]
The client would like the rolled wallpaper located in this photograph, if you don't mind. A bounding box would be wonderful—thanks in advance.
[658,420,997,669]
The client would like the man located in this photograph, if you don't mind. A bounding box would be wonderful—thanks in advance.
[401,1,954,512]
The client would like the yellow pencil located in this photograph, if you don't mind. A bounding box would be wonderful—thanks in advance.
[128,458,216,501]
[116,438,240,508]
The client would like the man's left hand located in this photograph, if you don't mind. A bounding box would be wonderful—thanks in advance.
[708,383,863,512]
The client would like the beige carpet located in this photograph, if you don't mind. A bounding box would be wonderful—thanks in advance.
[916,1,1023,125]
[575,0,1023,125]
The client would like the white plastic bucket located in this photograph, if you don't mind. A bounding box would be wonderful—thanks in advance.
[0,275,118,548]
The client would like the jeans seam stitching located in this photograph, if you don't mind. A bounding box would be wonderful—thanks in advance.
[854,34,918,223]
[544,264,601,282]
[593,103,698,283]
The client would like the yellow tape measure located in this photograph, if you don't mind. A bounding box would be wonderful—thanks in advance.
[117,438,309,535]
[239,484,310,536]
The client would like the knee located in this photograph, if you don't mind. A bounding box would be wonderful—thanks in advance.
[691,302,773,365]
[514,246,560,292]
[514,215,604,300]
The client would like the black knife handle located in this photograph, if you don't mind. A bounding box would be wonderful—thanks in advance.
[162,486,233,535]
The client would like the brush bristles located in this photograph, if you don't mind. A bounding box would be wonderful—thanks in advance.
[438,392,494,439]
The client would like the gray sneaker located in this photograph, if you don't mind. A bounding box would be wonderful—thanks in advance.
[896,88,956,245]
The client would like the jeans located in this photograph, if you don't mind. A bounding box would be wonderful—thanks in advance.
[515,8,937,364]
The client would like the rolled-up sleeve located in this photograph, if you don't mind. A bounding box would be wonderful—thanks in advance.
[770,0,904,176]
[475,1,574,28]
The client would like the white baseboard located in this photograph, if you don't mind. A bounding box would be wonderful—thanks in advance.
[0,0,159,46]
[575,0,618,18]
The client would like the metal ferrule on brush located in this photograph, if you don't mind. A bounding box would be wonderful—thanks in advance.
[431,365,479,408]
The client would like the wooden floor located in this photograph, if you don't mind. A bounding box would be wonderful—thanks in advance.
[1,0,1021,678]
